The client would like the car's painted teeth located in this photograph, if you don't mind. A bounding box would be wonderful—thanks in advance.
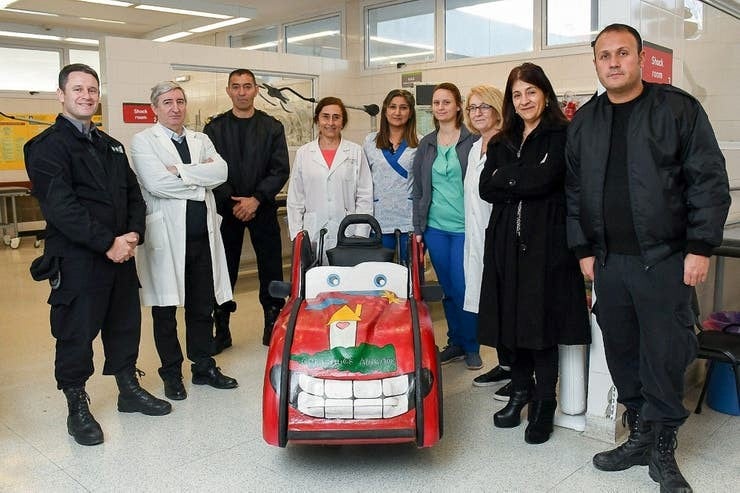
[294,372,412,419]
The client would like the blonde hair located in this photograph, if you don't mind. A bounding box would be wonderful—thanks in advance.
[464,85,504,135]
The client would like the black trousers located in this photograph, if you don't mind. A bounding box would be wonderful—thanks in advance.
[593,252,698,426]
[220,204,285,312]
[510,346,559,401]
[152,235,215,378]
[49,255,141,390]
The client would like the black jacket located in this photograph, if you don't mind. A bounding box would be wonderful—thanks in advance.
[565,82,730,266]
[203,109,289,213]
[478,122,590,350]
[24,115,146,258]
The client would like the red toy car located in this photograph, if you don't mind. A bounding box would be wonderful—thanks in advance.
[263,215,443,447]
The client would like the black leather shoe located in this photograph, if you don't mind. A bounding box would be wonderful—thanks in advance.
[192,366,238,389]
[473,365,512,387]
[163,376,187,400]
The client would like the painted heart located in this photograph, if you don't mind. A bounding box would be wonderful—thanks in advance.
[336,321,350,329]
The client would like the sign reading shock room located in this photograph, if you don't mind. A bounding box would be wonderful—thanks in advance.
[643,41,673,85]
[122,103,156,124]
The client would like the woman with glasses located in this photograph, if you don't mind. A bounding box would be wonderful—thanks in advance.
[412,82,480,370]
[477,63,590,444]
[287,97,373,259]
[462,85,514,400]
[362,89,419,263]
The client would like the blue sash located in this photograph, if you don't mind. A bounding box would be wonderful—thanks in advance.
[381,140,408,179]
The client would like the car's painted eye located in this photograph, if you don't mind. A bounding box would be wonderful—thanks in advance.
[373,274,387,287]
[327,274,341,287]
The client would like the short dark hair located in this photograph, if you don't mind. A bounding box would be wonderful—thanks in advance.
[432,82,464,130]
[592,23,643,53]
[59,63,99,91]
[499,62,568,146]
[313,96,348,129]
[228,68,256,85]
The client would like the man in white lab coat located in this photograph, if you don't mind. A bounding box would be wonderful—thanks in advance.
[131,81,237,400]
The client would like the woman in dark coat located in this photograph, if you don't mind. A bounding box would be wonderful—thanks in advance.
[477,63,590,444]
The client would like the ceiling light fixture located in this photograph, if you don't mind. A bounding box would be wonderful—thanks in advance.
[80,17,126,24]
[77,0,133,6]
[3,8,59,17]
[189,17,250,33]
[64,37,100,45]
[152,31,192,42]
[0,30,61,41]
[135,4,230,19]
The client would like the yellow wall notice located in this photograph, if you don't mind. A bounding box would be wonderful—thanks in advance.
[0,114,102,170]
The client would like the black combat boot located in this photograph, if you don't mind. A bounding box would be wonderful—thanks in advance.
[115,367,172,416]
[212,301,235,355]
[524,399,557,444]
[593,407,653,471]
[649,425,693,493]
[262,305,282,346]
[63,387,104,446]
[493,385,532,428]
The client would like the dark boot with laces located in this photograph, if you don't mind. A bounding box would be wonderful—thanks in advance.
[115,367,172,416]
[63,387,104,446]
[649,425,693,493]
[593,407,653,471]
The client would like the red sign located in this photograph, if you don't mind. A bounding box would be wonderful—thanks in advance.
[122,103,155,124]
[643,41,673,85]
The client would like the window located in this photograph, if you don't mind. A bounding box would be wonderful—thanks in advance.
[366,0,435,68]
[230,26,279,52]
[285,15,341,58]
[0,47,60,92]
[446,0,533,60]
[69,49,100,76]
[545,0,597,46]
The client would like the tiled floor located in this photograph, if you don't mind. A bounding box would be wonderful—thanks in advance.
[0,240,737,492]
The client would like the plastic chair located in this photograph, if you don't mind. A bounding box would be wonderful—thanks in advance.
[692,297,740,414]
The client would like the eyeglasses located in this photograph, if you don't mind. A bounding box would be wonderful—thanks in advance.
[466,104,493,113]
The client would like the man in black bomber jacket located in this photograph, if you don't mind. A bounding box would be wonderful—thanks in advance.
[565,25,730,493]
[203,68,290,351]
[24,64,171,447]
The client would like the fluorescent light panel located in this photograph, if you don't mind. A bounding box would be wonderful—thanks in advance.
[152,31,192,42]
[3,8,59,16]
[135,4,230,19]
[65,37,99,45]
[0,30,61,41]
[189,17,249,33]
[77,0,133,6]
[80,17,126,24]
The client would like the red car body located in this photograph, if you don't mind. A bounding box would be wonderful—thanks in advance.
[262,231,442,447]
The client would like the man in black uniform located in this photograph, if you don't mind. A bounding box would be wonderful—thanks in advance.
[25,64,171,447]
[566,25,730,492]
[203,68,290,350]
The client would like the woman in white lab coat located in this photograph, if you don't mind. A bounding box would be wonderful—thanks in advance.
[461,85,513,394]
[287,97,373,258]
